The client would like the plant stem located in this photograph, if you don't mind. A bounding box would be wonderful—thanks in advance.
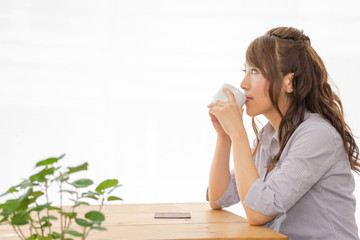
[84,226,93,240]
[64,216,68,230]
[30,219,40,236]
[16,225,27,240]
[36,203,45,238]
[99,196,105,212]
[66,191,78,230]
[45,182,52,239]
[66,207,75,229]
[82,227,87,240]
[59,181,64,240]
[12,224,24,240]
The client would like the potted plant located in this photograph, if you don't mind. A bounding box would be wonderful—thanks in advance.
[0,154,122,240]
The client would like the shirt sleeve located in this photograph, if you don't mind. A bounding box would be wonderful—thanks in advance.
[243,122,338,216]
[206,137,259,207]
[213,169,240,207]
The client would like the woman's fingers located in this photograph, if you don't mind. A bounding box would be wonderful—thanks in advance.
[209,113,218,122]
[208,100,227,108]
[223,88,237,107]
[208,105,223,116]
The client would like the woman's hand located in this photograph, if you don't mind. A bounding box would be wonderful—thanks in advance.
[208,110,229,138]
[207,88,246,141]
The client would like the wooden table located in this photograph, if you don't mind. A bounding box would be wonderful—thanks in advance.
[0,202,287,240]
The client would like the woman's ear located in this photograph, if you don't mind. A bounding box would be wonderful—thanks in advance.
[283,73,294,94]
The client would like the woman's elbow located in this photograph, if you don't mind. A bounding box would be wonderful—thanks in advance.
[246,213,276,226]
[209,201,222,210]
[244,205,275,225]
[247,217,265,226]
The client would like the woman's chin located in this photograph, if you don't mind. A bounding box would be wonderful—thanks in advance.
[245,108,255,117]
[245,108,260,117]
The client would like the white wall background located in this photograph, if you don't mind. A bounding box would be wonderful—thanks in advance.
[1,0,360,230]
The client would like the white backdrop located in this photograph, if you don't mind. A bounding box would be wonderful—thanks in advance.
[1,0,360,230]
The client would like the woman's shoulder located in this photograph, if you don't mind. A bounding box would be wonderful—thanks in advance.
[293,112,342,148]
[300,112,336,131]
[283,113,345,167]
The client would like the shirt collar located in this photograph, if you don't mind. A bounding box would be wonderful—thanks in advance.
[259,111,314,149]
[259,122,278,151]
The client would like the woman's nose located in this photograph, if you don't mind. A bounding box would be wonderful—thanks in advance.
[240,76,248,90]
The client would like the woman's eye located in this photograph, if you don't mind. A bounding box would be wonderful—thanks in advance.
[251,68,258,74]
[242,68,258,75]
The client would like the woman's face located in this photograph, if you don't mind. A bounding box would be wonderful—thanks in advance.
[240,63,277,118]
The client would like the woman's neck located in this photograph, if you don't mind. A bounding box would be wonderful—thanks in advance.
[264,110,282,131]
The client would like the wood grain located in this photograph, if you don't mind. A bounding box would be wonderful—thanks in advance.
[0,202,288,240]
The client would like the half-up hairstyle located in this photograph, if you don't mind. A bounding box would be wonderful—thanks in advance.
[247,27,360,173]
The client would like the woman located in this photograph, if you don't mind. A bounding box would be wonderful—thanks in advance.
[207,27,359,239]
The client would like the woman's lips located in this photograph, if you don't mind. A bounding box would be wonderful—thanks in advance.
[246,97,252,103]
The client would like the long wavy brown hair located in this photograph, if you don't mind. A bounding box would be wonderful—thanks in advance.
[247,27,360,174]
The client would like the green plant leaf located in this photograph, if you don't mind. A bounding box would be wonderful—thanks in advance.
[27,233,41,240]
[11,212,28,226]
[63,230,84,237]
[35,154,65,167]
[3,195,30,215]
[82,191,100,200]
[18,179,39,190]
[0,216,9,223]
[30,167,55,182]
[71,179,93,188]
[19,188,32,202]
[60,189,77,195]
[75,218,93,227]
[61,212,77,219]
[54,173,69,183]
[51,232,62,239]
[0,186,18,197]
[41,220,52,228]
[95,179,118,194]
[8,186,18,193]
[1,200,17,215]
[40,215,58,221]
[107,196,123,201]
[67,162,88,174]
[107,184,123,195]
[92,226,107,231]
[74,201,90,207]
[85,211,105,224]
[32,203,52,212]
[29,191,44,204]
[31,191,44,199]
[0,203,8,209]
[36,158,58,167]
[48,206,61,211]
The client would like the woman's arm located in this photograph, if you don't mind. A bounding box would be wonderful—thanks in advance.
[208,135,232,210]
[208,88,276,225]
[232,134,275,225]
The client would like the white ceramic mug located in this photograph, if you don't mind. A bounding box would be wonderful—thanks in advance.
[212,83,246,109]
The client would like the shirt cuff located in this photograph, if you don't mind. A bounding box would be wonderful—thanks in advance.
[214,178,240,207]
[243,178,284,216]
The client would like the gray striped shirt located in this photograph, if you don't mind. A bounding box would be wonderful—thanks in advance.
[215,113,359,239]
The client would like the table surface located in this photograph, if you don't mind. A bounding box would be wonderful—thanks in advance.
[0,202,288,240]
